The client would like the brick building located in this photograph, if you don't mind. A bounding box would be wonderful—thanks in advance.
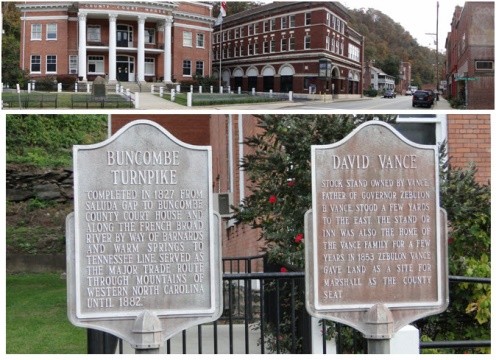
[445,2,494,109]
[212,2,364,97]
[109,115,490,271]
[363,63,395,92]
[17,1,214,83]
[446,115,491,184]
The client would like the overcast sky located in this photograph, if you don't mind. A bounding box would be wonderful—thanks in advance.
[341,0,466,51]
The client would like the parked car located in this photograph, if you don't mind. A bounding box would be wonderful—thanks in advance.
[412,90,434,107]
[384,90,396,98]
[405,90,412,95]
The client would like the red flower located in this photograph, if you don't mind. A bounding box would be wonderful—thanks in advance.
[280,267,288,273]
[269,195,277,204]
[287,180,296,187]
[448,237,454,245]
[294,233,304,243]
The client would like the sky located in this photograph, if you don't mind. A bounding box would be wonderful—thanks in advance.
[341,0,466,51]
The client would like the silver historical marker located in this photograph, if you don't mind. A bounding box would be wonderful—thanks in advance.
[305,121,448,344]
[67,120,222,350]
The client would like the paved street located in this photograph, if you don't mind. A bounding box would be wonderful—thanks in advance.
[137,93,452,111]
[202,94,452,111]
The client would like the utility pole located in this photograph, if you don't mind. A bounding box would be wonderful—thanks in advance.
[426,1,440,94]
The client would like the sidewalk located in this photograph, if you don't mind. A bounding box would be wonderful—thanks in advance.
[433,96,452,110]
[137,92,185,110]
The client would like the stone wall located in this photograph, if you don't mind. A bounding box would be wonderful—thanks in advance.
[6,165,73,203]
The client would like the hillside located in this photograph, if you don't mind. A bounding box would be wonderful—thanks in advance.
[347,7,441,87]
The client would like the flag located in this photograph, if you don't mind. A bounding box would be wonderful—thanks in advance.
[220,1,227,17]
[215,12,223,26]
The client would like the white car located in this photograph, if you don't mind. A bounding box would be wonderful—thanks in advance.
[405,90,412,95]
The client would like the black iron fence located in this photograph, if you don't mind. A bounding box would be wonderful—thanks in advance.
[94,257,490,354]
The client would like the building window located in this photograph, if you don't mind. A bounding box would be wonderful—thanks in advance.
[196,33,205,48]
[264,20,269,32]
[325,36,330,51]
[145,58,155,75]
[248,43,253,56]
[87,25,101,42]
[289,37,295,51]
[183,31,193,47]
[46,24,57,40]
[235,27,239,38]
[304,35,311,49]
[475,60,494,71]
[69,55,78,74]
[31,24,42,40]
[264,41,269,54]
[183,60,191,76]
[270,18,276,31]
[145,28,156,44]
[281,38,287,51]
[254,42,258,55]
[289,15,295,28]
[270,39,276,53]
[46,55,57,73]
[88,55,104,74]
[281,17,287,29]
[30,55,41,73]
[195,61,203,76]
[305,12,311,26]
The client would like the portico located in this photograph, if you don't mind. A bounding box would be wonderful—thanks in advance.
[77,10,173,83]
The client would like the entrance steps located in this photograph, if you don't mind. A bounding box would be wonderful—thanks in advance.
[76,81,174,93]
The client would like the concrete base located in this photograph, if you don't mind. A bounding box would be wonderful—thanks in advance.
[390,325,419,354]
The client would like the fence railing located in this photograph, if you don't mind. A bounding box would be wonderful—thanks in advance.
[96,262,490,354]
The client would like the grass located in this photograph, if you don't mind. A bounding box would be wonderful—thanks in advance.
[164,92,288,106]
[6,273,87,354]
[2,91,133,109]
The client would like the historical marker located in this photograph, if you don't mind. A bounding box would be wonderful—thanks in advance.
[305,121,448,341]
[67,120,222,349]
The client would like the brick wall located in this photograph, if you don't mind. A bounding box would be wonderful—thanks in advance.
[447,115,491,184]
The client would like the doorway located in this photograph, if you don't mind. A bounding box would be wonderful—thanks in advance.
[116,55,135,82]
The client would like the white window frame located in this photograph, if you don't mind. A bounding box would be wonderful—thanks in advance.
[475,60,494,71]
[46,55,57,73]
[144,58,155,76]
[183,31,193,47]
[31,24,42,40]
[196,61,204,76]
[69,55,78,74]
[46,24,57,40]
[30,55,41,73]
[88,55,105,74]
[145,28,156,44]
[196,33,205,48]
[304,35,311,50]
[289,37,295,51]
[183,59,192,76]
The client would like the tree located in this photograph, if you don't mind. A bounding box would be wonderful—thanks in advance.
[2,2,28,87]
[235,115,397,270]
[415,143,491,353]
[210,1,262,17]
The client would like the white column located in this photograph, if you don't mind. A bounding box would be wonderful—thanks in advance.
[163,17,173,83]
[108,14,117,82]
[78,12,87,81]
[137,15,146,82]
